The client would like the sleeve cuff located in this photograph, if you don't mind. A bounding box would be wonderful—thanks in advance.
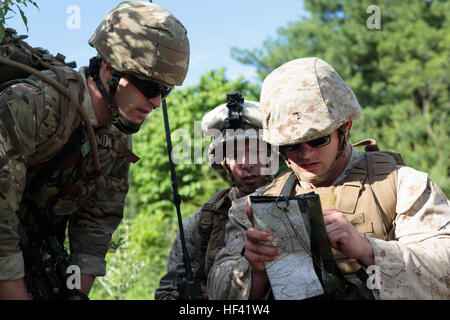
[367,237,405,278]
[0,252,25,280]
[69,253,106,277]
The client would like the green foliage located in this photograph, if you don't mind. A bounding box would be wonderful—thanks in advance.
[90,220,145,300]
[0,0,38,41]
[91,212,177,300]
[231,0,450,196]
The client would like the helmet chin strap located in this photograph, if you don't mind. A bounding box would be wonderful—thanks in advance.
[91,59,142,134]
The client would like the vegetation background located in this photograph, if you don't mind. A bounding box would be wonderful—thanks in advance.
[1,0,449,299]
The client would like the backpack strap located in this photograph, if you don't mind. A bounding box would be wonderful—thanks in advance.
[353,139,403,238]
[198,188,232,251]
[23,125,83,237]
[0,56,104,189]
[30,68,82,165]
[352,139,379,151]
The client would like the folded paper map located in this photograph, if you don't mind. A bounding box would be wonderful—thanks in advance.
[250,195,324,300]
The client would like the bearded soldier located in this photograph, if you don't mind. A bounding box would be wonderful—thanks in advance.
[207,57,450,300]
[0,1,189,299]
[155,98,275,300]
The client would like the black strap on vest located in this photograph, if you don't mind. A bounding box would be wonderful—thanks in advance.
[280,170,297,196]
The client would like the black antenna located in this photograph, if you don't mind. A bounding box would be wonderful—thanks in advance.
[148,0,201,299]
[161,100,203,300]
[161,100,192,278]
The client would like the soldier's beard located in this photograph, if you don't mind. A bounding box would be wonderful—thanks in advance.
[235,177,270,195]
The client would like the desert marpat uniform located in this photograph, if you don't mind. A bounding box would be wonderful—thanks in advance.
[207,57,450,300]
[155,98,274,299]
[155,188,236,300]
[208,147,450,300]
[0,67,131,280]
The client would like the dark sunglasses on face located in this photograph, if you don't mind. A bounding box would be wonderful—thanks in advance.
[128,76,172,99]
[279,134,332,152]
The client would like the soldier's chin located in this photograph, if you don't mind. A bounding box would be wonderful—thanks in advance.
[236,183,258,196]
[297,170,332,185]
[296,159,338,186]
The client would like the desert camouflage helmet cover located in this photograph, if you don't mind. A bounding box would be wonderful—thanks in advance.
[89,1,190,87]
[260,57,362,146]
[202,100,264,169]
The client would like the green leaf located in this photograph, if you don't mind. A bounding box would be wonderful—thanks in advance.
[17,5,28,31]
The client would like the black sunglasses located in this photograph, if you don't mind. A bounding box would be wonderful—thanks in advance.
[128,76,172,99]
[279,134,331,152]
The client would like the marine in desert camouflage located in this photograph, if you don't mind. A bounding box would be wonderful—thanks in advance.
[208,57,450,300]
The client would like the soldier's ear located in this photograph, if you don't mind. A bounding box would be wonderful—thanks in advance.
[100,60,113,80]
[346,121,353,132]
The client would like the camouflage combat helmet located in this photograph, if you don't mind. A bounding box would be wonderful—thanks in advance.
[89,1,190,87]
[202,99,264,170]
[88,1,190,134]
[260,57,361,146]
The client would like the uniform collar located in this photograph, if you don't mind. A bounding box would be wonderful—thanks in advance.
[228,187,239,202]
[212,187,237,211]
[297,146,364,189]
[332,146,364,186]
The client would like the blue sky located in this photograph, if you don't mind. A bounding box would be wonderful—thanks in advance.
[6,0,306,88]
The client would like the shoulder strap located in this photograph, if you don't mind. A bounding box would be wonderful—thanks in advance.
[198,188,231,251]
[0,57,104,188]
[262,169,296,197]
[281,171,297,196]
[364,152,399,238]
[353,139,404,238]
[30,68,83,166]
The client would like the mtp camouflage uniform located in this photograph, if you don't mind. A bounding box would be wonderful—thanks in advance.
[0,1,190,285]
[0,67,130,279]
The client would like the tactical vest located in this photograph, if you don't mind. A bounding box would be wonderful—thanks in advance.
[198,188,232,279]
[262,151,402,278]
[7,68,138,243]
